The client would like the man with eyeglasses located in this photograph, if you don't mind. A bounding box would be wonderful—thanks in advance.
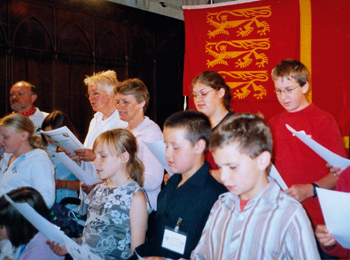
[269,59,346,259]
[9,81,48,134]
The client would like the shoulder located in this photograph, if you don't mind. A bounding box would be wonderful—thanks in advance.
[135,117,163,140]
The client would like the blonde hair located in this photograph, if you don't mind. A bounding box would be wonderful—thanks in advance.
[84,70,118,93]
[92,129,145,186]
[0,114,45,150]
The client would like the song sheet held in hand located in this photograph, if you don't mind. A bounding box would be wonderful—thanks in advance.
[54,152,101,185]
[4,195,103,260]
[144,140,174,175]
[317,188,350,249]
[286,124,350,169]
[40,126,84,157]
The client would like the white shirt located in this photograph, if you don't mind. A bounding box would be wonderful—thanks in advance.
[0,149,56,208]
[29,107,49,135]
[84,109,128,149]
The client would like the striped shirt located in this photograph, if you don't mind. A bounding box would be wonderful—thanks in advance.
[191,179,320,260]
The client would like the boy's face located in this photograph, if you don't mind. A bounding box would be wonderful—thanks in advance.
[164,127,199,177]
[274,77,309,113]
[213,142,269,200]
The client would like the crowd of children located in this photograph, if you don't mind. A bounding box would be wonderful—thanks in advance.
[0,59,348,260]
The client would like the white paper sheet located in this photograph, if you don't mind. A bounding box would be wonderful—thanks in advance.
[4,194,102,260]
[286,124,350,170]
[270,164,288,190]
[317,188,350,249]
[54,152,101,185]
[134,250,145,260]
[40,126,85,157]
[144,140,174,175]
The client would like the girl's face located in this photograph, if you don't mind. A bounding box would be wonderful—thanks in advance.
[0,225,8,240]
[0,126,25,155]
[192,82,225,118]
[93,143,126,180]
[43,126,56,146]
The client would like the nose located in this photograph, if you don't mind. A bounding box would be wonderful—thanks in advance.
[165,146,171,159]
[220,168,229,184]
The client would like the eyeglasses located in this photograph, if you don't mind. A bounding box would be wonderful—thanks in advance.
[86,91,101,98]
[275,86,300,95]
[190,89,214,99]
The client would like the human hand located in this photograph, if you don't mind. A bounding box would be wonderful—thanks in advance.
[326,163,342,177]
[163,173,171,185]
[74,148,96,162]
[81,182,103,194]
[284,183,313,202]
[57,148,80,162]
[315,225,336,247]
[46,240,68,256]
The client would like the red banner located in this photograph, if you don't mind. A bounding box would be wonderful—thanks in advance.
[183,0,300,120]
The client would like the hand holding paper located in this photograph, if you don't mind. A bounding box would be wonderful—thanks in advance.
[40,126,84,157]
[4,194,102,260]
[317,188,350,250]
[286,124,350,170]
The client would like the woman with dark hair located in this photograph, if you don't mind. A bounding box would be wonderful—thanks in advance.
[0,187,63,260]
[41,110,80,211]
[190,71,234,182]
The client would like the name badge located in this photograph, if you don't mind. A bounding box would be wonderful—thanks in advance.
[162,226,187,255]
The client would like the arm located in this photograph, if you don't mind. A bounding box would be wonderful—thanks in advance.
[130,189,148,255]
[74,148,96,162]
[55,179,80,191]
[285,172,337,202]
[284,208,320,259]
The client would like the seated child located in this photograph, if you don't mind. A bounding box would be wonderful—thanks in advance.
[315,165,350,259]
[0,187,63,260]
[132,110,227,259]
[190,113,320,259]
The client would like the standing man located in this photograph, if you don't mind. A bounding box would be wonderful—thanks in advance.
[10,81,48,133]
[269,59,346,259]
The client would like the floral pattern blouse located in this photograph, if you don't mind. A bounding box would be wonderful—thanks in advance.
[83,181,151,260]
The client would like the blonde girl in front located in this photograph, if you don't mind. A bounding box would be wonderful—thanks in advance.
[49,129,150,260]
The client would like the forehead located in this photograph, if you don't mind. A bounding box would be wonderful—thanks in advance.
[164,127,188,142]
[273,77,298,88]
[88,83,106,91]
[10,84,31,93]
[193,82,212,92]
[116,93,137,101]
[0,125,16,134]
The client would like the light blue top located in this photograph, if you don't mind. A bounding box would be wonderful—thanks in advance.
[46,143,78,211]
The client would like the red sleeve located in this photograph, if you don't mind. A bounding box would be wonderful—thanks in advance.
[322,243,350,259]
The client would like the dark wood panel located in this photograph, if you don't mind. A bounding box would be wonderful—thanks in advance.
[1,0,184,140]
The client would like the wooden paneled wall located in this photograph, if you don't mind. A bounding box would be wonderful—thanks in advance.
[0,0,185,140]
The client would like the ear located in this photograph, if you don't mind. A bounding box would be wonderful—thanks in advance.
[301,82,309,94]
[121,151,130,163]
[257,151,271,171]
[31,94,37,103]
[138,100,146,111]
[21,131,29,141]
[107,91,115,100]
[218,87,225,99]
[194,139,206,154]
